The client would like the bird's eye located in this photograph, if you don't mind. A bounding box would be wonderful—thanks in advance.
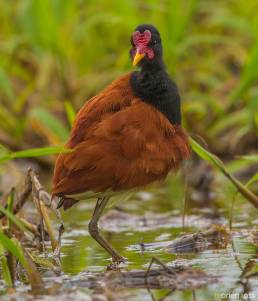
[149,40,157,46]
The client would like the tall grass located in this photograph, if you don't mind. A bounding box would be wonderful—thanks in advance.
[1,1,257,151]
[0,0,256,198]
[0,193,45,292]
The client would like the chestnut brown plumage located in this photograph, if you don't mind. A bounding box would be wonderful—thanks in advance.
[52,24,190,263]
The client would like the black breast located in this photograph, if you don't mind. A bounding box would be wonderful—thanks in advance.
[130,70,181,125]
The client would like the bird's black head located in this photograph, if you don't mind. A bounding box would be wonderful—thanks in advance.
[130,24,163,68]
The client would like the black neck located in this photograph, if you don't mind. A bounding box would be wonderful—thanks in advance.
[130,61,181,125]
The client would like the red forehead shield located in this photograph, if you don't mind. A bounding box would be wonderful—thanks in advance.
[132,30,154,60]
[132,30,151,46]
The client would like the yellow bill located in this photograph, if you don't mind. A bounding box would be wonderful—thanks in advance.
[133,51,145,66]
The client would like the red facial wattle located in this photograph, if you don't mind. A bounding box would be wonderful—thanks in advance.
[132,30,154,60]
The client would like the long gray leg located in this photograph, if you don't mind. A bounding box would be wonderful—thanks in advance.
[88,197,124,263]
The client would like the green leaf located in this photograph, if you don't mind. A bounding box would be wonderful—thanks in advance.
[64,100,76,128]
[190,137,258,209]
[0,67,15,101]
[0,153,11,164]
[30,107,69,142]
[7,188,15,231]
[0,205,32,237]
[0,145,71,164]
[10,145,70,159]
[239,155,258,163]
[208,110,248,136]
[0,144,9,157]
[0,232,45,292]
[246,173,258,188]
[190,138,224,169]
[227,28,258,107]
[0,230,28,268]
[0,242,13,287]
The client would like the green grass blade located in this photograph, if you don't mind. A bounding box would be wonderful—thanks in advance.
[190,137,258,209]
[0,67,15,101]
[0,230,27,268]
[0,242,13,287]
[0,145,71,164]
[246,173,258,188]
[11,145,70,159]
[0,154,11,164]
[7,188,15,231]
[239,155,258,163]
[228,40,258,106]
[64,100,76,128]
[0,205,33,238]
[190,137,224,168]
[30,108,69,142]
[0,231,45,292]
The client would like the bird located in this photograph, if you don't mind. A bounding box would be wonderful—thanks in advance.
[52,24,191,264]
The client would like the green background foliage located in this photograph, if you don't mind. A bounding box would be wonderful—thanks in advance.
[0,0,257,153]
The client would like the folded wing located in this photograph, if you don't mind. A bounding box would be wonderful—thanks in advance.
[52,74,190,199]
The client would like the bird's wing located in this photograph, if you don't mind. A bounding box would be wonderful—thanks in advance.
[52,74,190,198]
[67,73,133,147]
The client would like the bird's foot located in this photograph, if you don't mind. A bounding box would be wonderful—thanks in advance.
[53,223,65,258]
[107,255,126,271]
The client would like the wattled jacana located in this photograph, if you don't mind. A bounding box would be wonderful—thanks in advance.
[52,24,190,263]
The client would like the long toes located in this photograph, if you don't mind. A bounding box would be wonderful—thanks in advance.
[106,256,126,270]
[115,256,126,264]
[107,261,121,271]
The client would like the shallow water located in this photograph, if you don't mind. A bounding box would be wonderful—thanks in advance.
[56,178,258,301]
[1,176,258,301]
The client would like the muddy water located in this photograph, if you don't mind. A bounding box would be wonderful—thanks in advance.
[1,176,258,301]
[54,177,258,301]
